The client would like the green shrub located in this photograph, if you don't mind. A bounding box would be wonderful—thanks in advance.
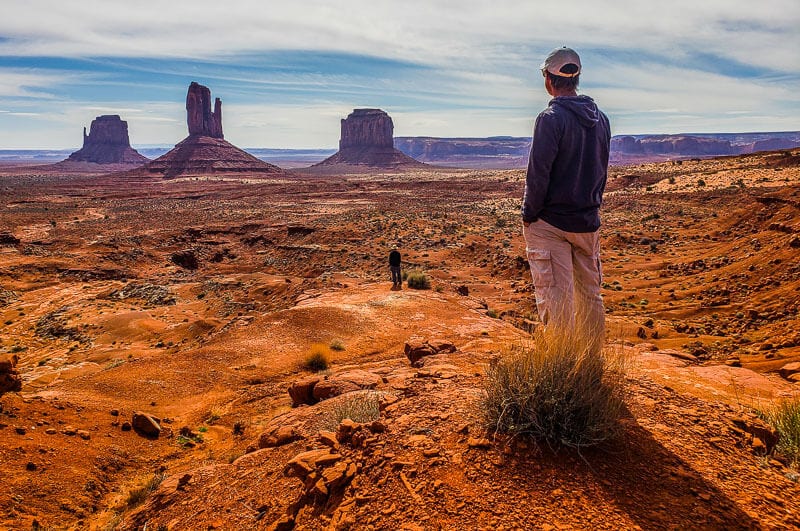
[302,343,330,372]
[406,270,431,290]
[764,398,800,466]
[482,328,626,448]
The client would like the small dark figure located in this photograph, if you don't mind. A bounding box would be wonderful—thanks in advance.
[389,249,402,288]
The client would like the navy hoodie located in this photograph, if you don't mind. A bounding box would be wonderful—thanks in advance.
[522,95,610,232]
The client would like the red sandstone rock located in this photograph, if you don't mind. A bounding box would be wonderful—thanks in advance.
[313,109,423,168]
[0,353,21,394]
[132,82,283,178]
[67,115,149,165]
[186,82,224,139]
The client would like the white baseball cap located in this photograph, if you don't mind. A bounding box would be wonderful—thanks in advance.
[541,47,581,78]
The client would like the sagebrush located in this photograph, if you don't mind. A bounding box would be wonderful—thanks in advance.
[482,328,626,449]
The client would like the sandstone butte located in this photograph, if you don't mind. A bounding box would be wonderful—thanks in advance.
[312,108,424,170]
[140,82,283,178]
[65,114,149,165]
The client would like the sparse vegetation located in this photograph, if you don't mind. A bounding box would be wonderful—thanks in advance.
[302,343,331,372]
[406,270,431,290]
[322,391,381,430]
[487,309,499,319]
[482,329,627,449]
[763,397,800,467]
[330,339,346,351]
[125,472,166,509]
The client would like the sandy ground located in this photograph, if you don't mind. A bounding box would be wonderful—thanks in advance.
[0,149,799,529]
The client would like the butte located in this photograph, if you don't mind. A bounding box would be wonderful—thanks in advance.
[67,115,149,165]
[140,82,283,178]
[310,108,423,171]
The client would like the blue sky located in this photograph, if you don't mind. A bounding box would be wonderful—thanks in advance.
[0,0,798,149]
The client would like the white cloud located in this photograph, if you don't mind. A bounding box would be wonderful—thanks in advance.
[0,1,798,147]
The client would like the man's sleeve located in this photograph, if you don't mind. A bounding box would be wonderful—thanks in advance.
[522,112,559,222]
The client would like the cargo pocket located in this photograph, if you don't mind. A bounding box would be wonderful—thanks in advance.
[526,249,554,287]
[596,256,603,285]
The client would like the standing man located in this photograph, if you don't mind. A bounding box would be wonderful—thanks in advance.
[389,248,402,288]
[521,47,611,352]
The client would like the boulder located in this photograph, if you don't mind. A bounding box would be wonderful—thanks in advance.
[404,338,458,367]
[131,411,162,437]
[67,115,149,164]
[779,362,800,380]
[288,375,322,406]
[312,370,382,401]
[731,416,779,453]
[0,353,22,394]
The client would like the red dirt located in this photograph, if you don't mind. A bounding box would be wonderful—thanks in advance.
[0,150,799,529]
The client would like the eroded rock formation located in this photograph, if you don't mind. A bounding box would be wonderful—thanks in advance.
[339,109,393,150]
[140,82,283,178]
[313,109,422,169]
[186,82,223,139]
[67,115,149,164]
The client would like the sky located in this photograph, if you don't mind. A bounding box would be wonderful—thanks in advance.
[0,0,798,149]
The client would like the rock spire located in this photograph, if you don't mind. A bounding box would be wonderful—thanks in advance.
[186,82,224,139]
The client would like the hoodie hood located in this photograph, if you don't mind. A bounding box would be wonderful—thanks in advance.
[551,95,599,128]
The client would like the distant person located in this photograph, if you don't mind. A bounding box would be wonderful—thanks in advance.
[389,249,402,288]
[521,46,611,352]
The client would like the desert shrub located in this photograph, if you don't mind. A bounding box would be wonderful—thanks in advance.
[406,270,431,290]
[482,328,626,449]
[125,472,166,509]
[321,391,381,430]
[330,339,346,351]
[302,343,330,372]
[487,309,499,319]
[764,398,800,466]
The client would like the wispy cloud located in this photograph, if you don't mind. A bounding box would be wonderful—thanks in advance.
[0,0,797,147]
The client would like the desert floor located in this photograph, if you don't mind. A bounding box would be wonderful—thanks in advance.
[1,149,799,530]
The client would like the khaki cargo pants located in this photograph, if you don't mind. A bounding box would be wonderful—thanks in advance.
[523,219,605,351]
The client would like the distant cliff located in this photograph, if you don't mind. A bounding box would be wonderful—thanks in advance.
[394,132,800,168]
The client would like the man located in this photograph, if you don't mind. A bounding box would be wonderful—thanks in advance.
[389,248,402,288]
[521,46,611,351]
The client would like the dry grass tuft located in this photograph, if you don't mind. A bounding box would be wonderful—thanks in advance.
[406,270,431,290]
[320,391,382,430]
[125,471,166,509]
[482,327,627,449]
[302,343,331,372]
[764,397,800,467]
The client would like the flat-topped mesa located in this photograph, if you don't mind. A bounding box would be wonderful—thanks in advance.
[312,108,423,169]
[67,115,149,164]
[186,82,223,139]
[339,108,394,150]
